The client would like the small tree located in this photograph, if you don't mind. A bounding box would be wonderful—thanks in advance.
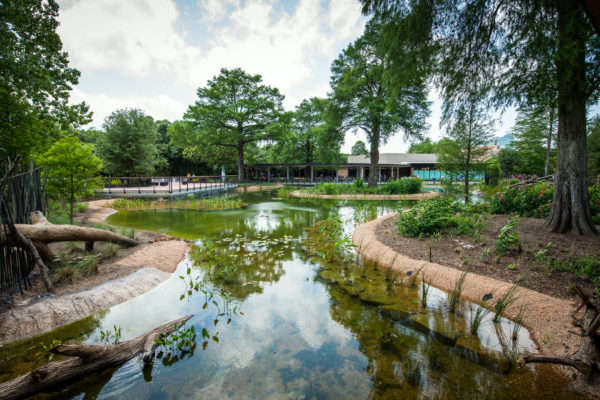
[96,108,159,176]
[38,135,102,223]
[438,99,493,203]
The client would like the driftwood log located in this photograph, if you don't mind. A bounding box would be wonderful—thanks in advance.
[0,315,192,400]
[2,212,140,263]
[518,285,600,376]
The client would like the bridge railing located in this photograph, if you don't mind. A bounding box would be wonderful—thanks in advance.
[100,176,239,195]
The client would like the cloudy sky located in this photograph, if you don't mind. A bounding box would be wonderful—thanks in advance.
[57,0,515,153]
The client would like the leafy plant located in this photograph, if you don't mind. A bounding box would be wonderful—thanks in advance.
[495,215,522,262]
[37,339,63,361]
[481,248,491,262]
[396,198,457,237]
[100,325,122,344]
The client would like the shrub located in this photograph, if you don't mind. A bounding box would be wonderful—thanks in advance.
[495,215,522,261]
[489,184,553,218]
[396,198,457,237]
[379,177,422,194]
[353,178,365,190]
[590,186,600,224]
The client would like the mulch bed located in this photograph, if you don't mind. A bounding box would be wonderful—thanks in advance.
[375,214,600,301]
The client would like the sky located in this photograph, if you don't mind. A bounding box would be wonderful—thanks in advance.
[56,0,517,153]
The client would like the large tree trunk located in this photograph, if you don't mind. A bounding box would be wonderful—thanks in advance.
[0,315,192,400]
[237,141,245,181]
[545,1,597,235]
[2,213,140,263]
[368,125,380,188]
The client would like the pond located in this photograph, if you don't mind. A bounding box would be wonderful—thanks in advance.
[0,192,583,399]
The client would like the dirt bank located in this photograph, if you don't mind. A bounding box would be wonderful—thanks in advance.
[0,201,188,344]
[353,213,598,396]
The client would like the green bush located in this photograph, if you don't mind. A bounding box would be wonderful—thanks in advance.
[489,184,553,217]
[547,255,600,295]
[396,198,457,237]
[590,186,600,224]
[495,215,522,261]
[379,177,422,194]
[353,178,365,190]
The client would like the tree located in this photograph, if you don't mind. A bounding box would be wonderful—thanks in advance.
[37,136,102,223]
[588,116,600,185]
[510,107,557,175]
[96,109,159,176]
[184,68,287,180]
[362,0,600,234]
[437,99,493,203]
[168,120,238,174]
[498,148,520,177]
[0,0,91,160]
[408,137,438,154]
[330,20,429,187]
[351,140,369,157]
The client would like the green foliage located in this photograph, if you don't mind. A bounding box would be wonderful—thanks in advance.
[588,117,600,186]
[510,106,556,175]
[378,178,422,194]
[350,140,369,157]
[37,135,102,223]
[182,68,287,179]
[437,100,493,203]
[498,148,520,177]
[408,138,439,154]
[470,297,492,335]
[96,108,159,176]
[590,186,600,224]
[353,178,364,190]
[495,216,522,262]
[0,0,91,160]
[330,19,429,187]
[37,339,63,361]
[50,255,99,284]
[489,184,553,218]
[396,198,457,237]
[493,283,521,323]
[538,254,600,295]
[448,213,486,237]
[100,325,122,344]
[111,197,242,211]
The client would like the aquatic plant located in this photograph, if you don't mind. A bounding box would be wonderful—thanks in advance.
[408,264,426,287]
[100,325,122,344]
[36,339,63,361]
[493,283,521,323]
[470,293,493,334]
[421,273,430,307]
[449,270,468,313]
[512,306,526,341]
[111,197,243,211]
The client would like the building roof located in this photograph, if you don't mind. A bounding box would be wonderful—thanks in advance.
[347,153,437,165]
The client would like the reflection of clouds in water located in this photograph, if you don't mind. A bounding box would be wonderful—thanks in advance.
[243,258,352,350]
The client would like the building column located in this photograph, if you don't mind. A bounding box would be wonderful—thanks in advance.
[310,166,314,183]
[286,166,290,180]
[267,167,272,182]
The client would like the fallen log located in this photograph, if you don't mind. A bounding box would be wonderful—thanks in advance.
[0,315,192,400]
[2,212,140,263]
[518,285,600,376]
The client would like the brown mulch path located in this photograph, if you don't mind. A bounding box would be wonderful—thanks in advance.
[375,214,600,301]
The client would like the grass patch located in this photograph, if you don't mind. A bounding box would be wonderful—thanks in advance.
[111,197,243,211]
[50,255,99,284]
[448,270,468,313]
[493,283,521,323]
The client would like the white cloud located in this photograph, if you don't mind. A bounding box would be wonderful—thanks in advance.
[58,0,365,123]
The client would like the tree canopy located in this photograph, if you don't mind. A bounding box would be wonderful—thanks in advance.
[350,140,369,157]
[510,107,557,176]
[183,68,287,180]
[96,108,159,176]
[0,0,91,160]
[330,20,429,187]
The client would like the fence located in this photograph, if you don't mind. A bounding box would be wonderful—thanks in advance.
[1,165,45,292]
[101,176,238,196]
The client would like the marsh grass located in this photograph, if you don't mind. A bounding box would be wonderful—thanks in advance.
[493,283,522,323]
[449,270,468,313]
[112,197,243,211]
[511,306,526,341]
[469,297,492,334]
[408,264,426,287]
[421,273,431,307]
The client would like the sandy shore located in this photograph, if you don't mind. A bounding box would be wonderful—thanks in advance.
[0,200,188,344]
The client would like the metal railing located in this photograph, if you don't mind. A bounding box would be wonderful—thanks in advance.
[101,175,239,195]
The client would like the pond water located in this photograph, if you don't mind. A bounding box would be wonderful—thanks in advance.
[0,192,583,399]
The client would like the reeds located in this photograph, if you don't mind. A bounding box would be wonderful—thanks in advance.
[493,283,521,323]
[448,270,468,313]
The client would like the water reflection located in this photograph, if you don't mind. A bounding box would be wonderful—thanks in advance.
[0,192,585,399]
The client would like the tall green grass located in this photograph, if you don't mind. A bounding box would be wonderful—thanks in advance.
[112,197,243,211]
